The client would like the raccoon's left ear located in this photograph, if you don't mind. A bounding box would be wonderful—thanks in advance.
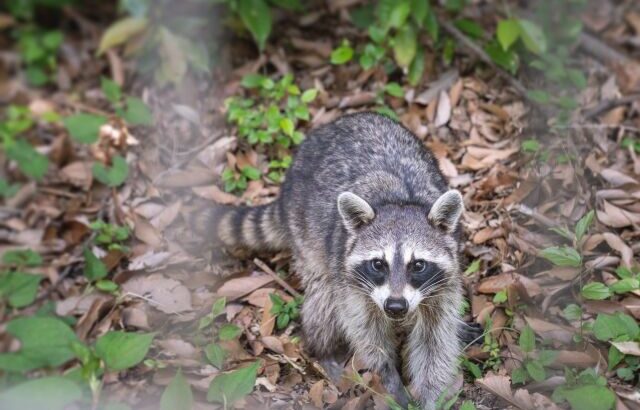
[428,190,464,233]
[337,192,375,231]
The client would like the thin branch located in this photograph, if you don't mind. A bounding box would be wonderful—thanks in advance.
[253,258,301,298]
[582,93,640,120]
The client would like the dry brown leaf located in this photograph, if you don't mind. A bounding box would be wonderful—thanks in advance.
[150,201,182,231]
[122,274,193,314]
[133,214,164,248]
[434,90,451,128]
[611,341,640,357]
[60,161,93,189]
[192,185,238,204]
[216,274,273,300]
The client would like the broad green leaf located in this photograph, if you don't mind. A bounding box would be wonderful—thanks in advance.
[218,324,242,341]
[211,297,227,317]
[384,82,404,98]
[555,385,615,410]
[101,77,122,104]
[0,317,79,372]
[537,350,557,366]
[98,17,148,55]
[526,89,550,104]
[581,283,611,300]
[5,139,49,180]
[241,166,261,181]
[562,304,583,321]
[64,113,108,144]
[519,325,535,353]
[237,0,272,51]
[511,366,527,384]
[460,401,476,410]
[123,97,153,126]
[301,89,318,103]
[241,74,265,88]
[593,312,639,341]
[0,377,82,410]
[93,155,129,187]
[207,361,260,404]
[95,331,155,371]
[609,277,639,294]
[521,139,540,153]
[393,25,417,69]
[0,272,42,308]
[0,178,20,198]
[497,19,520,50]
[525,360,546,381]
[484,41,519,74]
[160,369,193,410]
[2,249,42,266]
[205,343,226,368]
[279,117,294,136]
[464,259,481,276]
[96,279,119,293]
[607,345,624,370]
[454,19,484,39]
[574,210,595,242]
[388,0,411,29]
[350,4,375,29]
[539,246,581,267]
[83,248,108,281]
[331,44,354,65]
[408,46,425,86]
[518,19,547,55]
[567,68,587,89]
[425,9,439,41]
[410,0,428,27]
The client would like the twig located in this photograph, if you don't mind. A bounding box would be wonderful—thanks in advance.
[578,32,631,66]
[253,258,301,298]
[439,20,529,98]
[516,204,557,228]
[582,93,640,120]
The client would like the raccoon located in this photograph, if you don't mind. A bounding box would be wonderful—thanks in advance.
[206,112,464,409]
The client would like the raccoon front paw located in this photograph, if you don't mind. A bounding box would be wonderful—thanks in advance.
[460,321,484,346]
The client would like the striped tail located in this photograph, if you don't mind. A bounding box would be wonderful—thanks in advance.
[195,201,288,252]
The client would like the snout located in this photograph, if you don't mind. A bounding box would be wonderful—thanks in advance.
[384,297,408,318]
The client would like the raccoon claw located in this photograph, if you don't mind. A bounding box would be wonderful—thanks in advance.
[460,322,484,346]
[319,358,345,385]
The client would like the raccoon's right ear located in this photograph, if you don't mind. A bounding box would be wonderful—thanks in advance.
[337,192,375,231]
[428,190,464,233]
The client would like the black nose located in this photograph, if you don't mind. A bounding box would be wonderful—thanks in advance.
[384,297,408,317]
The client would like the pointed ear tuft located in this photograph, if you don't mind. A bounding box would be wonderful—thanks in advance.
[337,192,375,231]
[428,190,463,233]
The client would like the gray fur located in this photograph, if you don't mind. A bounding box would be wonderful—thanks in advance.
[206,112,464,409]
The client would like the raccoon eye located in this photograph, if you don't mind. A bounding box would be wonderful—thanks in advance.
[370,259,385,272]
[411,260,427,273]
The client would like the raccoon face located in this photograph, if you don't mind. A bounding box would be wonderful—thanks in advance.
[338,190,463,318]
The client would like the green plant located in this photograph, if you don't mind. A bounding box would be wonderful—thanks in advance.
[89,220,131,252]
[552,368,615,410]
[621,136,640,153]
[269,293,302,329]
[199,298,243,370]
[480,318,502,371]
[0,249,43,309]
[224,73,316,192]
[592,312,640,383]
[511,325,556,384]
[332,0,439,85]
[206,361,260,408]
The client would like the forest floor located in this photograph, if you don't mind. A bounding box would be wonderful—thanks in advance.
[1,0,640,409]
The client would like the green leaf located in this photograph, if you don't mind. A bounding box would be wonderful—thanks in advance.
[123,97,153,126]
[388,0,411,29]
[408,46,425,86]
[519,325,535,353]
[581,283,611,301]
[518,19,547,55]
[237,0,272,51]
[393,25,417,69]
[218,324,242,341]
[607,345,624,370]
[497,19,520,50]
[240,166,261,181]
[96,279,119,293]
[484,41,519,74]
[493,289,507,304]
[459,401,476,410]
[98,17,148,55]
[301,89,318,103]
[95,331,155,371]
[205,343,226,368]
[521,139,540,153]
[160,369,193,410]
[555,385,615,410]
[575,210,595,242]
[461,359,482,379]
[93,155,129,187]
[410,0,428,27]
[83,248,108,281]
[331,44,354,65]
[593,313,639,341]
[0,272,42,308]
[207,361,260,404]
[5,138,49,180]
[567,68,587,89]
[609,277,639,294]
[276,313,290,329]
[101,77,122,104]
[537,350,557,366]
[563,304,583,321]
[212,297,227,317]
[527,89,550,104]
[444,0,466,12]
[464,259,481,276]
[279,117,294,136]
[0,178,20,198]
[0,317,79,372]
[384,82,404,98]
[539,246,581,267]
[64,113,108,144]
[2,249,42,266]
[454,19,484,39]
[525,360,546,381]
[0,377,82,410]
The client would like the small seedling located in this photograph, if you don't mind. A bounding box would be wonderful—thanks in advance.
[269,293,303,329]
[90,220,131,251]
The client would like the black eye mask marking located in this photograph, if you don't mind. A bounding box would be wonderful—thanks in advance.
[409,261,445,289]
[353,259,387,286]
